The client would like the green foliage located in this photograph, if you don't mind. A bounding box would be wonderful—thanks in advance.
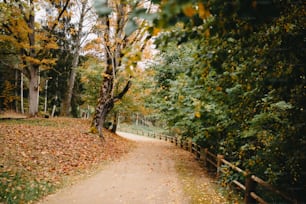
[0,171,54,204]
[79,58,103,107]
[124,6,157,36]
[94,0,112,17]
[146,0,305,202]
[94,0,157,37]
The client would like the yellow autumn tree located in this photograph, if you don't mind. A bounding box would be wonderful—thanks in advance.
[0,80,17,110]
[91,0,155,138]
[0,0,70,116]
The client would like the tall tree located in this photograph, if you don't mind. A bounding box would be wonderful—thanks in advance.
[0,0,70,116]
[92,0,154,138]
[61,0,97,116]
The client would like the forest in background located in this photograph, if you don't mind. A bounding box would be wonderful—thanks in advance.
[1,0,305,203]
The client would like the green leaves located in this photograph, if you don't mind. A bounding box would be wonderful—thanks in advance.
[144,1,306,201]
[125,7,158,37]
[94,1,158,37]
[271,101,294,111]
[93,0,112,17]
[131,8,158,22]
[124,20,138,37]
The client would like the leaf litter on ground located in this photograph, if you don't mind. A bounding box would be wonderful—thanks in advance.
[171,147,229,204]
[0,117,134,203]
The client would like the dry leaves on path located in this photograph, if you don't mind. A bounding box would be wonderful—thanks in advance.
[172,147,228,204]
[0,118,134,203]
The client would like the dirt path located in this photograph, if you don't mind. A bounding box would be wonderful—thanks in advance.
[39,132,187,204]
[39,132,225,204]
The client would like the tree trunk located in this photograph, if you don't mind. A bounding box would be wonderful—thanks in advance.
[27,1,40,117]
[15,70,19,113]
[92,78,131,139]
[28,66,40,116]
[94,99,114,137]
[111,111,118,133]
[20,72,24,114]
[135,112,139,126]
[91,1,135,139]
[92,64,114,138]
[61,56,78,116]
[61,0,87,116]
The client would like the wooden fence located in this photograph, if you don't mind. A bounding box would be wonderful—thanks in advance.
[119,128,297,204]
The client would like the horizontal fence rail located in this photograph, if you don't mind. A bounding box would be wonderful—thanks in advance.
[118,127,297,204]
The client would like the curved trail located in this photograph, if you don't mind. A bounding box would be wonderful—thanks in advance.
[39,132,189,204]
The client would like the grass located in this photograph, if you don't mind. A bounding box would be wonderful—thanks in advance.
[0,118,64,203]
[0,117,76,128]
[0,171,55,204]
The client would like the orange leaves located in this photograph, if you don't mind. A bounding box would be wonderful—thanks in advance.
[0,118,133,202]
[194,112,201,118]
[152,27,161,36]
[216,86,223,92]
[182,3,211,19]
[183,4,197,17]
[44,42,59,50]
[23,56,41,65]
[198,3,211,19]
[41,58,57,66]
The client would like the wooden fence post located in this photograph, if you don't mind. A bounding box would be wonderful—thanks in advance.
[196,145,200,160]
[217,154,224,178]
[244,171,257,204]
[188,141,193,153]
[202,148,208,167]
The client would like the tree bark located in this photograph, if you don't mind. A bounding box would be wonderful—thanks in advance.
[61,0,87,116]
[28,66,40,116]
[20,72,24,114]
[61,55,79,116]
[15,70,19,113]
[92,59,114,138]
[92,79,131,139]
[27,1,39,117]
[91,0,149,139]
[111,111,118,133]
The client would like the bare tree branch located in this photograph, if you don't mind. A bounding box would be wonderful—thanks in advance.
[51,0,71,32]
[114,78,132,102]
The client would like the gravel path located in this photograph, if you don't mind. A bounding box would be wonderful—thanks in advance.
[39,132,189,204]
